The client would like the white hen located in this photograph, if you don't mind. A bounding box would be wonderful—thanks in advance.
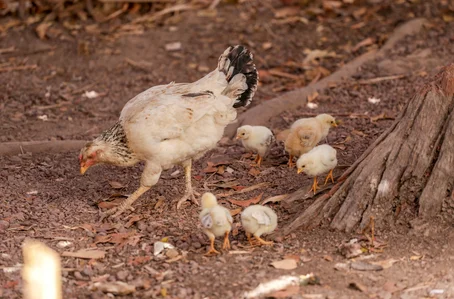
[79,46,258,218]
[296,144,337,194]
[285,114,337,168]
[199,193,233,255]
[241,204,277,246]
[236,125,274,167]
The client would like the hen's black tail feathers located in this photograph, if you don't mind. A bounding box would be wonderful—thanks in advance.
[218,45,258,108]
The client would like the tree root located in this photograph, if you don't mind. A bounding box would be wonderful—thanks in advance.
[279,63,454,236]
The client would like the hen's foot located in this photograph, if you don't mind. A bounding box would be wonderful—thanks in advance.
[176,189,200,210]
[99,205,134,221]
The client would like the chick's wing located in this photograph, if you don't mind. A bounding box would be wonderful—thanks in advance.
[251,210,271,225]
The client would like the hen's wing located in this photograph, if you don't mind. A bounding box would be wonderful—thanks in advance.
[251,210,272,225]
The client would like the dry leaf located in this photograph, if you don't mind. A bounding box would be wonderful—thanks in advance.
[410,255,423,261]
[351,130,367,137]
[128,256,151,266]
[109,181,125,189]
[322,0,342,11]
[274,6,301,18]
[248,168,261,176]
[125,215,143,228]
[227,193,263,208]
[307,91,319,102]
[352,37,374,52]
[36,22,52,39]
[90,281,135,295]
[62,249,106,259]
[303,49,337,64]
[262,194,288,205]
[230,208,242,216]
[154,196,165,210]
[443,14,454,22]
[262,42,273,50]
[370,113,386,122]
[349,282,368,292]
[371,259,398,269]
[203,161,218,173]
[269,285,300,298]
[270,259,298,270]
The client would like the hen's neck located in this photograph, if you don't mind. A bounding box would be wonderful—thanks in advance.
[96,121,138,166]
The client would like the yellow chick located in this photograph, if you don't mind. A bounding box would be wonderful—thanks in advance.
[297,144,338,194]
[236,125,275,167]
[199,192,233,255]
[241,205,278,246]
[285,114,337,168]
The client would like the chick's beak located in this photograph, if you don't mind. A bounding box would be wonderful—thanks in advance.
[332,122,338,127]
[235,135,241,140]
[297,168,303,174]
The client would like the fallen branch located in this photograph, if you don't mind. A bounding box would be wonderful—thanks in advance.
[224,18,427,138]
[0,140,88,156]
[0,64,38,73]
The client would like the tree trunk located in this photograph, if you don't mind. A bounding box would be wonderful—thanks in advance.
[281,64,454,236]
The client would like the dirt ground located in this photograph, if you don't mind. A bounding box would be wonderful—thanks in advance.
[2,0,454,298]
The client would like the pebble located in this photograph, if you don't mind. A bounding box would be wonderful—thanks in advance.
[165,248,179,259]
[74,271,87,281]
[192,242,202,249]
[82,266,94,277]
[116,270,129,280]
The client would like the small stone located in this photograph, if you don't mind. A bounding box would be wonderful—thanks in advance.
[74,271,87,281]
[0,220,10,232]
[192,242,202,249]
[116,270,129,281]
[165,248,179,259]
[82,266,94,277]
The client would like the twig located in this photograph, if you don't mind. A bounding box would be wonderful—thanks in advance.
[357,74,406,85]
[0,47,15,54]
[0,140,89,156]
[2,47,55,58]
[209,0,221,10]
[125,58,153,71]
[101,4,129,23]
[0,64,38,73]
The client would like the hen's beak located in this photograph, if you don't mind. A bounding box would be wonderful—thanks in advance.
[80,164,89,175]
[297,168,303,174]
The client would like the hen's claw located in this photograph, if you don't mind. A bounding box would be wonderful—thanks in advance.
[176,189,199,209]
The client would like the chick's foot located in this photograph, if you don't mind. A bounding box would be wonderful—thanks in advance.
[254,236,273,246]
[205,238,220,256]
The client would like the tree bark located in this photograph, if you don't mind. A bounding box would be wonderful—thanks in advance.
[281,63,454,236]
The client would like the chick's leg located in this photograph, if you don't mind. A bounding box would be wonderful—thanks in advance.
[222,231,231,250]
[177,159,200,209]
[256,155,263,167]
[324,169,335,185]
[102,162,161,220]
[309,176,319,195]
[204,231,220,255]
[246,232,254,246]
[287,154,294,168]
[254,235,273,246]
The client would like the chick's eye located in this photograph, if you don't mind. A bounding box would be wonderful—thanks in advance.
[302,165,306,168]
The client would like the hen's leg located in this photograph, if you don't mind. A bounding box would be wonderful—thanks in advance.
[324,169,335,185]
[101,162,161,220]
[177,159,199,209]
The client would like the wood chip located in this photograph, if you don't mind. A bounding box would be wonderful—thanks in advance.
[270,259,298,270]
[61,249,106,259]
